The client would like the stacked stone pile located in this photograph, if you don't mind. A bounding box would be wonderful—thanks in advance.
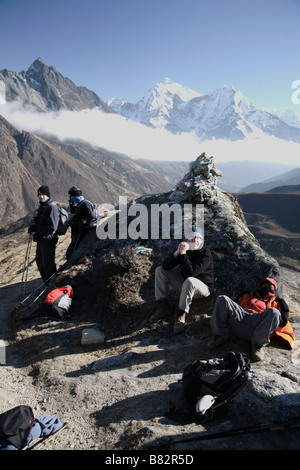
[169,152,223,204]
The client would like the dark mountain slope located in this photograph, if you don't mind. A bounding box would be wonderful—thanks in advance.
[0,114,172,227]
[236,189,300,270]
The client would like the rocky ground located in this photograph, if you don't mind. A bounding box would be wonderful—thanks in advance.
[0,202,300,453]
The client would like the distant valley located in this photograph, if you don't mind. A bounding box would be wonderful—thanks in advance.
[236,185,300,271]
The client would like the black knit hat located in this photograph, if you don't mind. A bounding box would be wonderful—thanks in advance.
[37,185,50,197]
[68,186,82,197]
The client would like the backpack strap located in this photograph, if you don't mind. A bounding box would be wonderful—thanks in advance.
[75,199,95,211]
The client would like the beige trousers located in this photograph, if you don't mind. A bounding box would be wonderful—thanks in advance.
[155,265,210,313]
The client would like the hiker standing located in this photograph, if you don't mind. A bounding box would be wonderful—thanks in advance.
[28,186,59,282]
[66,186,96,259]
[151,227,214,333]
[209,278,293,361]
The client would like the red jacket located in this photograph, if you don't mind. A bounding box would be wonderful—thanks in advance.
[238,291,295,349]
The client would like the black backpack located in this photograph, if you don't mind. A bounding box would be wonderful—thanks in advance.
[180,352,250,421]
[76,200,98,229]
[0,405,35,449]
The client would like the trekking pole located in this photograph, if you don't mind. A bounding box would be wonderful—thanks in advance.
[23,235,32,290]
[17,263,65,308]
[30,422,69,450]
[22,422,69,450]
[20,234,32,288]
[17,278,50,307]
[156,416,300,448]
[72,233,81,254]
[18,234,33,300]
[12,263,70,320]
[28,272,58,308]
[13,270,62,322]
[28,262,68,308]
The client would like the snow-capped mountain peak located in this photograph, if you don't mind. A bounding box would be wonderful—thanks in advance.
[108,80,300,144]
[109,78,202,127]
[158,77,202,102]
[109,77,201,108]
[138,78,200,114]
[276,108,300,129]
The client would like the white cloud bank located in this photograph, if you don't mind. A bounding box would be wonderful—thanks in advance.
[0,101,300,167]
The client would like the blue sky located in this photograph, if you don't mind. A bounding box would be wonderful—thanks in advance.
[0,0,299,112]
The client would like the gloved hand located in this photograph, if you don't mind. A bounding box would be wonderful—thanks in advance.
[69,202,76,214]
[28,224,37,234]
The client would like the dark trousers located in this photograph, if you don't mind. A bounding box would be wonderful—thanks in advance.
[36,241,57,282]
[66,230,87,260]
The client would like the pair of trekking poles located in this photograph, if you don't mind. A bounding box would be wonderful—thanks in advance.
[18,234,33,301]
[17,234,66,312]
[17,227,81,313]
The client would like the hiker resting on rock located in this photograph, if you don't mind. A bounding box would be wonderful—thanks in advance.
[208,278,291,361]
[66,186,97,260]
[151,227,214,333]
[28,186,59,282]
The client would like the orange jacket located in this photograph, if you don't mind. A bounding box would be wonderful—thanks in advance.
[237,291,295,349]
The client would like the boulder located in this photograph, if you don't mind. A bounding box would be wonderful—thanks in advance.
[81,327,105,346]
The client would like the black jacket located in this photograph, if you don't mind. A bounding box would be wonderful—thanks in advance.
[32,197,59,244]
[162,245,214,292]
[69,200,96,233]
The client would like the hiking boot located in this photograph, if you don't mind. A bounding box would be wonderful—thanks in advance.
[150,301,172,323]
[173,308,186,334]
[250,342,265,362]
[207,333,231,349]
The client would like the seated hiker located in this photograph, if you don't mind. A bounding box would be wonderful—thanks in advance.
[28,186,59,282]
[209,278,293,361]
[66,186,97,259]
[151,227,214,333]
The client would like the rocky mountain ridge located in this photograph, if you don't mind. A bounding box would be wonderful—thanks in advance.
[241,167,300,193]
[0,57,112,113]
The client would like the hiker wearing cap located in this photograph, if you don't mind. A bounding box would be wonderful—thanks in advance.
[66,186,96,259]
[28,186,60,282]
[209,278,293,361]
[151,227,214,333]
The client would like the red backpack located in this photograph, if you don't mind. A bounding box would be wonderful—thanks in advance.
[39,285,74,319]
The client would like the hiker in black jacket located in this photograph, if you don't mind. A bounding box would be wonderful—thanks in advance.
[28,186,59,282]
[66,186,96,259]
[151,227,214,333]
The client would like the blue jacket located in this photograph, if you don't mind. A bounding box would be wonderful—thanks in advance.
[0,415,63,450]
